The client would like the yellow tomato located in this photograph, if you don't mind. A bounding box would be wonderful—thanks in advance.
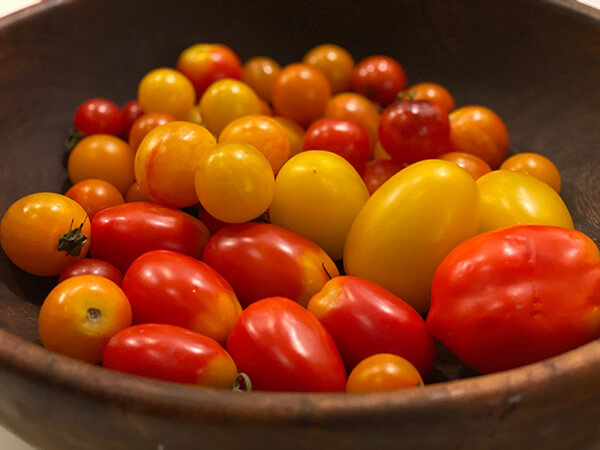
[138,68,196,120]
[343,159,481,314]
[273,116,305,158]
[270,151,369,260]
[135,121,216,208]
[476,170,573,233]
[195,142,274,223]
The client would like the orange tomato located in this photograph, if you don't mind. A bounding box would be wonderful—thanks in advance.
[273,116,305,157]
[67,134,135,194]
[38,275,132,364]
[242,56,281,102]
[346,353,424,393]
[137,68,196,120]
[65,179,125,218]
[500,152,562,193]
[302,44,355,94]
[325,92,380,149]
[128,112,177,152]
[401,82,455,114]
[124,182,151,203]
[372,140,392,160]
[439,151,492,180]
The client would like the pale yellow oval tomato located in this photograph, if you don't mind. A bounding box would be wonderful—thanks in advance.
[138,68,196,120]
[476,170,573,233]
[343,159,481,314]
[270,151,369,260]
[195,142,274,223]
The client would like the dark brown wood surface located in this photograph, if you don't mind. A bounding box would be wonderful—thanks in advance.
[0,0,600,449]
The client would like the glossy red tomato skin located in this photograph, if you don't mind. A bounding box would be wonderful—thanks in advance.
[90,202,210,273]
[379,100,450,163]
[350,55,407,108]
[302,118,371,175]
[120,100,144,139]
[308,276,435,376]
[122,250,242,345]
[362,159,407,195]
[59,258,123,286]
[226,297,347,392]
[74,98,123,136]
[202,223,339,308]
[427,225,600,374]
[103,323,238,388]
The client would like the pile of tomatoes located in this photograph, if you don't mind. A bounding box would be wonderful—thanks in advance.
[1,43,599,394]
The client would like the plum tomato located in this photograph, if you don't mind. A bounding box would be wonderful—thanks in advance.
[74,98,123,137]
[400,82,455,114]
[273,116,305,158]
[38,275,132,364]
[120,100,144,140]
[65,179,125,218]
[346,354,424,393]
[128,112,176,152]
[122,250,242,345]
[242,56,281,103]
[226,297,347,392]
[137,68,196,120]
[362,159,406,195]
[302,44,355,94]
[438,152,491,180]
[59,258,123,286]
[500,152,562,193]
[325,93,380,149]
[350,55,407,108]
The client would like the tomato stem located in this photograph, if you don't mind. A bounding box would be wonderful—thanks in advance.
[57,217,88,257]
[232,372,252,392]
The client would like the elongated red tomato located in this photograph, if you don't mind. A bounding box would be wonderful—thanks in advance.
[226,297,346,392]
[103,324,238,388]
[427,225,600,374]
[90,202,209,273]
[123,250,242,345]
[202,223,339,308]
[308,276,435,376]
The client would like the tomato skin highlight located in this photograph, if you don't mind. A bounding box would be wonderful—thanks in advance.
[427,225,600,374]
[103,323,238,389]
[308,276,435,377]
[226,297,347,392]
[202,223,339,308]
[90,202,209,273]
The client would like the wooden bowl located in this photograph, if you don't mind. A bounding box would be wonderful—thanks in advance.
[1,0,600,448]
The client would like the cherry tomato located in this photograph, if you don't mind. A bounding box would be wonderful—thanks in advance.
[202,223,339,308]
[74,98,123,137]
[186,105,204,125]
[303,118,371,175]
[438,151,491,180]
[271,63,331,127]
[372,140,392,160]
[500,152,562,193]
[124,182,150,203]
[427,225,600,373]
[226,297,346,392]
[138,68,196,120]
[325,93,380,149]
[449,105,509,169]
[122,250,242,345]
[258,99,273,116]
[195,142,275,224]
[38,275,132,364]
[104,324,238,388]
[242,56,281,102]
[59,258,123,286]
[199,79,261,135]
[400,82,455,114]
[120,100,144,140]
[197,206,228,235]
[90,202,210,273]
[273,116,305,157]
[128,112,176,152]
[308,276,435,376]
[270,151,369,260]
[218,115,290,174]
[67,134,135,194]
[362,159,406,195]
[302,44,355,94]
[0,193,91,276]
[346,354,424,393]
[350,55,407,108]
[176,44,242,98]
[65,179,125,218]
[379,100,450,164]
[135,121,216,208]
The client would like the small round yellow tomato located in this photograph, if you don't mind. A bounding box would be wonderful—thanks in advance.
[500,152,562,193]
[135,121,216,208]
[273,116,305,157]
[270,151,369,260]
[138,68,196,120]
[346,354,424,393]
[242,56,281,102]
[186,105,204,125]
[344,160,481,314]
[476,170,573,233]
[0,193,91,276]
[302,44,355,94]
[38,275,132,364]
[219,115,290,174]
[199,79,261,135]
[195,142,275,223]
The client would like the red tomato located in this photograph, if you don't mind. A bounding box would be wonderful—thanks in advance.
[350,55,407,108]
[197,206,228,235]
[123,250,242,345]
[226,297,347,392]
[103,324,238,389]
[379,100,450,163]
[427,225,600,374]
[74,98,123,136]
[120,100,144,139]
[90,202,210,273]
[308,276,435,376]
[59,258,123,286]
[362,159,406,195]
[303,118,371,175]
[202,223,339,308]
